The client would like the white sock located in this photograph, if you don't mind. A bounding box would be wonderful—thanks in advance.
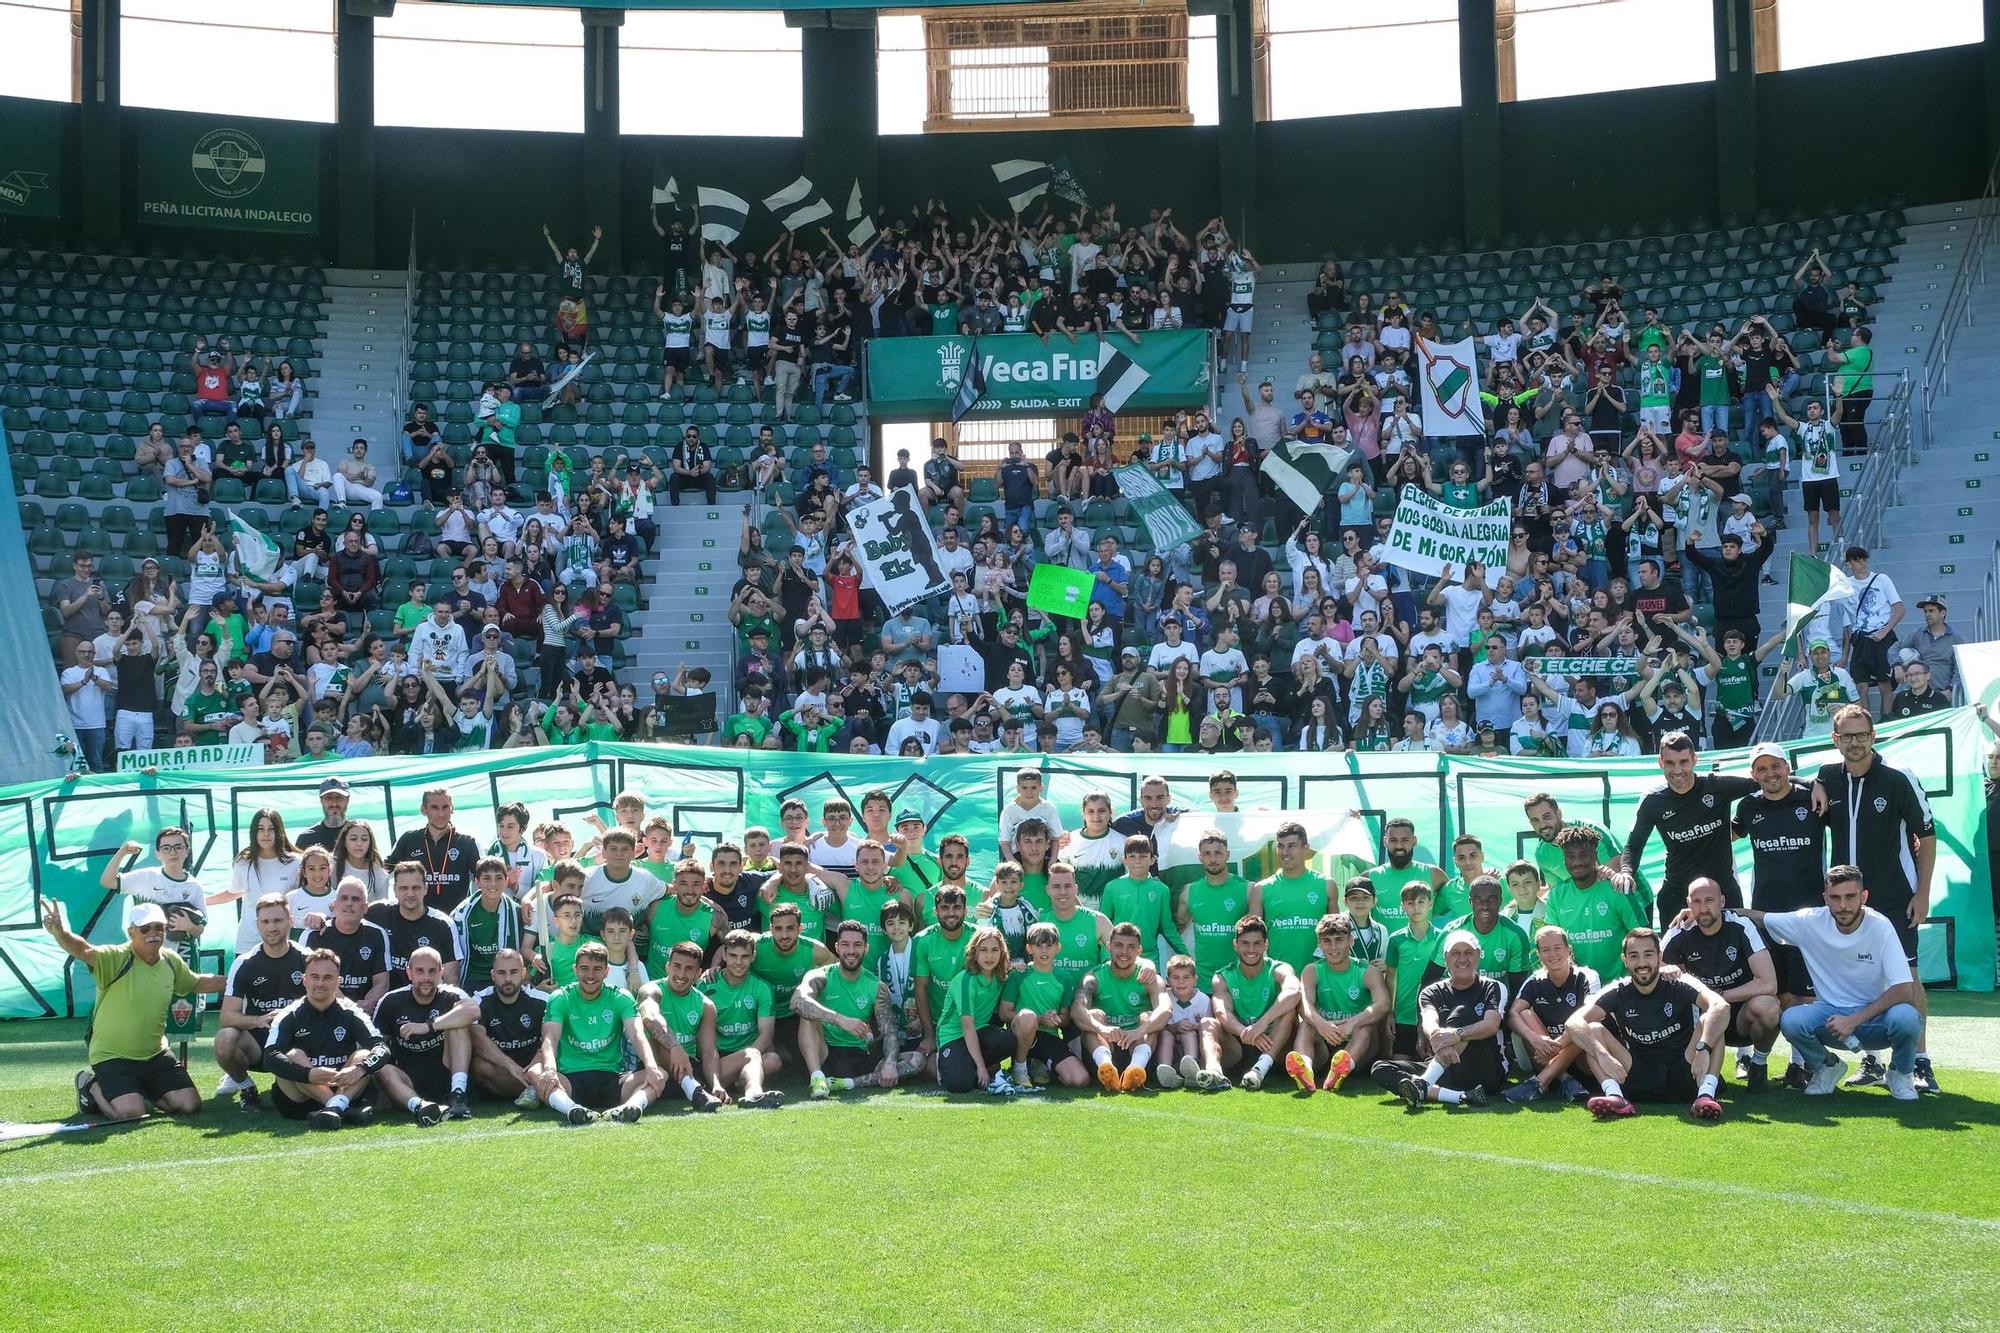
[1699,1074,1719,1098]
[810,1067,824,1081]
[1736,1046,1752,1062]
[680,1075,702,1100]
[1750,1048,1770,1064]
[1252,1053,1274,1077]
[1600,1078,1623,1098]
[324,1094,350,1113]
[1091,1046,1113,1068]
[1130,1043,1152,1069]
[548,1089,579,1115]
[1422,1060,1446,1084]
[1917,1050,1930,1060]
[405,1096,424,1113]
[630,1089,652,1111]
[1436,1086,1463,1104]
[450,1072,468,1094]
[218,1073,248,1092]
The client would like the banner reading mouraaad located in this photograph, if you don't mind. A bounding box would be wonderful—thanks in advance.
[5,710,1990,1020]
[1381,485,1512,588]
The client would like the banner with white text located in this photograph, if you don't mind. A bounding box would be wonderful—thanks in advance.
[1381,485,1512,589]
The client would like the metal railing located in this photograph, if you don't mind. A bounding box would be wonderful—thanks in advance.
[922,17,1194,131]
[383,211,418,474]
[1976,539,2000,645]
[1917,150,2000,450]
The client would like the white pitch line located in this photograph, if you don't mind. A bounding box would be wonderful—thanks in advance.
[1091,1101,2000,1237]
[0,1095,978,1189]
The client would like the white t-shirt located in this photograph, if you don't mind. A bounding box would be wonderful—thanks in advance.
[121,868,205,918]
[1845,573,1902,637]
[581,865,666,920]
[1484,331,1522,361]
[1759,905,1913,1009]
[998,798,1066,854]
[1794,419,1840,484]
[61,666,113,730]
[1044,687,1092,747]
[807,833,861,874]
[230,855,303,952]
[992,685,1044,725]
[1148,641,1200,673]
[1169,990,1215,1025]
[1437,584,1487,648]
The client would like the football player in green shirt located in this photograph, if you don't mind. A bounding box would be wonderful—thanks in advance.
[841,840,914,974]
[1438,876,1534,996]
[636,940,725,1111]
[794,919,903,1098]
[1383,881,1442,1058]
[1099,835,1176,967]
[699,929,785,1109]
[996,921,1086,1091]
[1211,915,1301,1089]
[645,859,729,980]
[1434,833,1497,924]
[912,885,974,1068]
[752,901,834,1067]
[1288,912,1389,1092]
[1251,821,1335,973]
[1524,792,1652,920]
[1366,817,1449,935]
[1073,921,1171,1091]
[1042,862,1111,996]
[1175,829,1252,982]
[534,942,662,1124]
[1539,826,1645,981]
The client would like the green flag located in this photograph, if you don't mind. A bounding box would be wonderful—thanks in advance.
[1112,463,1204,551]
[227,509,279,580]
[1027,563,1095,618]
[1782,551,1858,654]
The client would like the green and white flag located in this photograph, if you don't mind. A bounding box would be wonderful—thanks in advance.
[651,175,680,207]
[1026,563,1095,619]
[1113,463,1204,552]
[1095,341,1151,412]
[1783,551,1858,653]
[1414,334,1485,438]
[1264,440,1350,515]
[228,510,279,580]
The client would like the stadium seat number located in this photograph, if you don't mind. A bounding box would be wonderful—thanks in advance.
[1940,564,1956,575]
[1949,534,1964,544]
[689,613,704,622]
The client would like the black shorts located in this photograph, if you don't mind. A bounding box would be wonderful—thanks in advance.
[1769,942,1816,997]
[395,1058,452,1104]
[271,1083,316,1120]
[743,347,768,371]
[1624,1054,1698,1103]
[1027,1029,1075,1066]
[823,1044,877,1079]
[772,1014,801,1061]
[1848,633,1896,684]
[1393,1022,1420,1059]
[93,1051,194,1107]
[1724,1003,1759,1048]
[1801,478,1840,514]
[1870,891,1920,964]
[567,1067,624,1111]
[664,346,691,370]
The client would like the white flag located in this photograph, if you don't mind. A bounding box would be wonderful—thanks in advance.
[1414,334,1486,438]
[991,159,1051,214]
[762,176,832,231]
[846,180,877,249]
[651,175,679,206]
[227,510,279,581]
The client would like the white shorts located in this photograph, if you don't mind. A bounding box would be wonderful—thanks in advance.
[1224,305,1255,333]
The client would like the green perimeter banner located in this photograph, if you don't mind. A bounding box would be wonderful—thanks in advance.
[867,330,1211,421]
[0,99,65,220]
[3,707,1990,1019]
[131,117,321,235]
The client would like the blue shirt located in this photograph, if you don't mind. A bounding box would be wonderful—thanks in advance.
[1088,555,1130,619]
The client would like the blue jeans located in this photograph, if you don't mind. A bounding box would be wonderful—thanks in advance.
[73,727,107,771]
[1700,404,1730,438]
[1740,390,1773,445]
[1251,711,1288,747]
[1780,1000,1921,1075]
[191,398,236,424]
[1004,505,1032,535]
[811,363,854,406]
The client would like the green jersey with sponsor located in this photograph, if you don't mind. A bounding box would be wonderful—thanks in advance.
[1217,959,1279,1024]
[751,933,818,1018]
[546,982,636,1074]
[1089,962,1151,1030]
[1540,877,1644,980]
[646,898,716,978]
[1695,354,1729,406]
[911,923,971,1010]
[1714,652,1757,728]
[1183,874,1252,981]
[655,983,706,1052]
[817,966,881,1050]
[462,899,508,989]
[1365,861,1441,935]
[1256,869,1330,973]
[1441,913,1535,980]
[1047,905,1105,991]
[841,878,899,973]
[1534,821,1652,919]
[699,970,773,1054]
[1385,923,1442,1024]
[1311,956,1374,1021]
[1100,874,1172,949]
[888,851,941,921]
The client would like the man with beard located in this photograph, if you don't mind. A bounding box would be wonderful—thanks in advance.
[794,919,907,1098]
[1662,877,1781,1092]
[470,948,550,1106]
[1537,826,1645,982]
[301,877,391,1009]
[1109,775,1188,852]
[911,884,974,1072]
[1369,932,1504,1109]
[261,949,392,1130]
[373,946,479,1124]
[1211,915,1300,1089]
[1364,817,1448,935]
[366,863,460,990]
[294,777,353,851]
[1251,821,1336,973]
[645,858,730,976]
[637,941,727,1111]
[1566,927,1730,1121]
[214,894,308,1111]
[705,839,764,932]
[1622,731,1759,921]
[1523,791,1651,921]
[388,787,482,911]
[539,942,665,1124]
[752,901,836,1067]
[1732,743,1825,1086]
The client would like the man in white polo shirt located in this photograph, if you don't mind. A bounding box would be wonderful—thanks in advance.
[1741,864,1921,1100]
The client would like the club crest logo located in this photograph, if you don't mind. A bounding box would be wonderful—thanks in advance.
[333,1024,347,1041]
[937,341,966,390]
[191,129,267,200]
[1873,797,1889,814]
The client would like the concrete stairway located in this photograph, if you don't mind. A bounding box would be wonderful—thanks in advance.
[319,268,411,477]
[623,500,745,712]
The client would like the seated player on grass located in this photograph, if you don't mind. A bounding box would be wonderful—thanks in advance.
[794,919,904,1099]
[1503,925,1596,1104]
[636,940,726,1112]
[373,945,479,1125]
[1072,921,1171,1092]
[995,921,1080,1092]
[214,893,307,1112]
[535,941,664,1125]
[1155,953,1228,1090]
[1211,915,1301,1090]
[701,928,786,1109]
[1661,876,1782,1093]
[1565,927,1730,1122]
[1288,912,1387,1093]
[261,948,391,1131]
[1370,931,1506,1110]
[470,948,550,1107]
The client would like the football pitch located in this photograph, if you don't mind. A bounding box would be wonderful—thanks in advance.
[5,1003,2000,1331]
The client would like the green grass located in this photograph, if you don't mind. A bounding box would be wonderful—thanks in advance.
[4,1014,2000,1330]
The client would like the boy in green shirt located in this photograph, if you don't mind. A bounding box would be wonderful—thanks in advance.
[1434,833,1495,924]
[996,921,1086,1091]
[538,892,599,990]
[393,580,431,641]
[1382,881,1441,1059]
[1100,834,1175,966]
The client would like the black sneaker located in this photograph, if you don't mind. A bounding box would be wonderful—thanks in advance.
[446,1090,473,1121]
[1461,1085,1490,1108]
[307,1107,343,1131]
[1780,1062,1811,1091]
[690,1088,722,1113]
[236,1084,264,1114]
[339,1103,376,1127]
[564,1104,594,1126]
[1845,1053,1886,1088]
[412,1100,445,1127]
[1913,1057,1940,1094]
[742,1090,786,1110]
[1400,1076,1430,1109]
[74,1070,98,1119]
[607,1102,643,1124]
[1744,1062,1770,1094]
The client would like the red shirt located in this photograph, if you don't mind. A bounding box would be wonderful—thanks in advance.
[196,366,231,402]
[828,572,861,621]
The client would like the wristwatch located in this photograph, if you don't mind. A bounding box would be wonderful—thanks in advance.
[1695,1040,1713,1054]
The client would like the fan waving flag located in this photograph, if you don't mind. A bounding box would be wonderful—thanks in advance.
[1415,334,1485,438]
[696,186,750,243]
[1782,551,1859,653]
[992,159,1052,213]
[1264,440,1351,515]
[227,510,279,580]
[1027,563,1096,618]
[1095,340,1151,413]
[762,176,832,231]
[949,339,987,423]
[845,180,878,248]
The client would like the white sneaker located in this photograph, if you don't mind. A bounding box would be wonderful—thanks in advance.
[1240,1064,1265,1090]
[213,1074,246,1097]
[1886,1070,1919,1101]
[1804,1057,1847,1095]
[1155,1062,1183,1090]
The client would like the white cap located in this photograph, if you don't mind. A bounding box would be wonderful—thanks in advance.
[1442,929,1482,954]
[126,902,168,930]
